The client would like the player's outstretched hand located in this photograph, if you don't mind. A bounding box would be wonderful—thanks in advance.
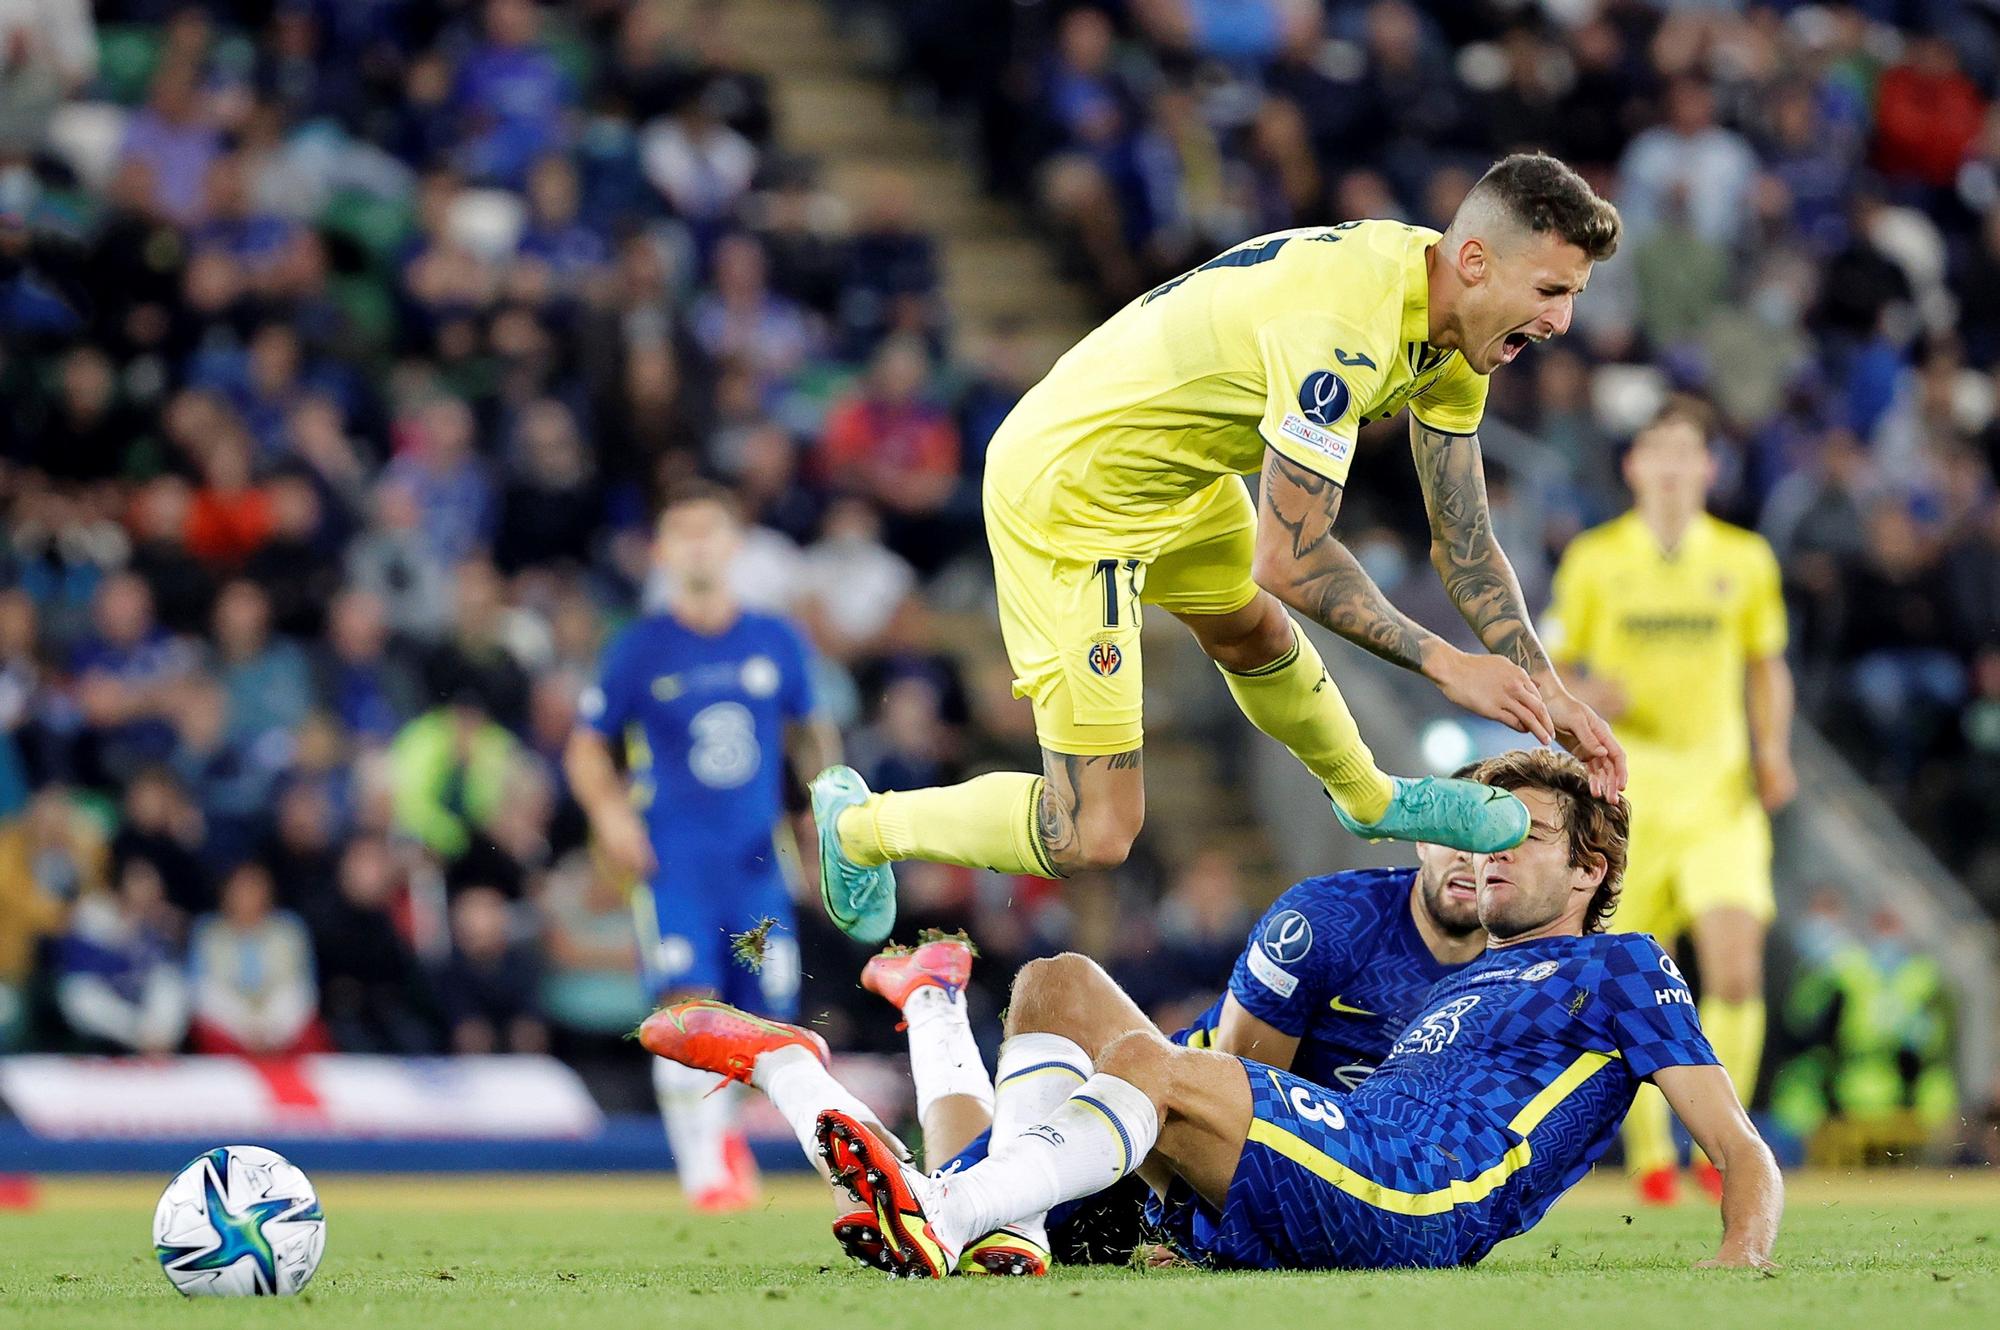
[1755,751,1798,813]
[1543,688,1628,798]
[1426,647,1554,744]
[595,803,658,881]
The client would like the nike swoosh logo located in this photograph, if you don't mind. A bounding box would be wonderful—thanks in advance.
[1327,995,1378,1017]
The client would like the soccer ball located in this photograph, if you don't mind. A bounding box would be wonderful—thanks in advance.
[153,1146,326,1296]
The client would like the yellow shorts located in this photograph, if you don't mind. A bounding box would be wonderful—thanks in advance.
[985,475,1261,755]
[1612,798,1775,940]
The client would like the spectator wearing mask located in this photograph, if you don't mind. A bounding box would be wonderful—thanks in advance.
[345,478,455,643]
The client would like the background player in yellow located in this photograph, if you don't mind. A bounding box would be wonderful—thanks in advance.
[813,153,1629,944]
[1546,406,1797,1206]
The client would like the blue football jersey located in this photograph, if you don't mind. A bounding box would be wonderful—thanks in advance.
[1183,868,1468,1090]
[1327,930,1720,1263]
[580,610,815,855]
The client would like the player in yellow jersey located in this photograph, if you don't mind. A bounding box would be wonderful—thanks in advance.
[1545,406,1797,1206]
[813,153,1628,944]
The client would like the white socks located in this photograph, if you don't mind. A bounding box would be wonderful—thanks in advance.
[903,985,995,1123]
[929,1033,1094,1249]
[936,1071,1160,1252]
[991,1032,1091,1139]
[749,1043,881,1163]
[653,1056,734,1195]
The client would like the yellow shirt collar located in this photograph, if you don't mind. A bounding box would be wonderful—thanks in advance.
[1619,509,1715,560]
[1403,229,1439,344]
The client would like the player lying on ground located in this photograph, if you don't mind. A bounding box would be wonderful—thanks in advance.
[811,152,1629,946]
[846,825,1486,1273]
[647,749,1781,1276]
[834,747,1779,1276]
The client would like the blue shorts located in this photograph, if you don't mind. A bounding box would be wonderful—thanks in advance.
[1146,1061,1471,1270]
[636,840,797,1018]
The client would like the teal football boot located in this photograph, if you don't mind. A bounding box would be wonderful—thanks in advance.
[1331,775,1529,854]
[810,765,897,944]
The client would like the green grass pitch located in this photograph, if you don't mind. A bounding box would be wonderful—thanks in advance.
[3,1170,1997,1329]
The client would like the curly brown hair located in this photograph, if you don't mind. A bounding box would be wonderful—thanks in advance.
[1470,748,1630,933]
[1462,153,1622,262]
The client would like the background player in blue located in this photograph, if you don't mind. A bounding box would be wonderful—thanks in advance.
[564,482,837,1212]
[847,815,1488,1273]
[822,747,1782,1277]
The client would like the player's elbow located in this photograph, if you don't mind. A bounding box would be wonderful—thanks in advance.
[1427,538,1456,583]
[1249,541,1298,608]
[1717,1122,1780,1180]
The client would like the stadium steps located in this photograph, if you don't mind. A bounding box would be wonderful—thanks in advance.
[730,1,1281,887]
[726,0,1094,367]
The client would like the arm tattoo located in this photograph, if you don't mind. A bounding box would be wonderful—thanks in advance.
[1409,423,1553,677]
[1035,747,1141,876]
[1257,449,1437,673]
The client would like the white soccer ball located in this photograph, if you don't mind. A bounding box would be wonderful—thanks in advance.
[152,1145,326,1297]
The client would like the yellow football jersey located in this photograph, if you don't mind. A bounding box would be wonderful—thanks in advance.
[984,220,1488,552]
[1545,511,1788,821]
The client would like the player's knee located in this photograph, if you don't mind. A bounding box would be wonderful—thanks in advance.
[1059,804,1142,872]
[1709,963,1764,1005]
[1095,1030,1174,1102]
[1005,951,1109,1035]
[1187,595,1294,674]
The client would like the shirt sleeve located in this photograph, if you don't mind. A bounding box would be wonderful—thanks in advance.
[775,620,817,723]
[1601,937,1721,1079]
[578,628,641,739]
[1542,535,1598,666]
[1226,887,1337,1036]
[1255,313,1390,487]
[1408,351,1489,436]
[1740,536,1789,661]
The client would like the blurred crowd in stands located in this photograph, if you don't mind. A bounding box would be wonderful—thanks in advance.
[1,0,1997,1141]
[0,0,1249,1100]
[891,0,2000,908]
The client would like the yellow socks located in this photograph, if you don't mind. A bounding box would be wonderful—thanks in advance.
[835,772,1060,878]
[1621,1083,1677,1176]
[1700,996,1767,1096]
[1689,996,1767,1166]
[1219,625,1394,823]
[1624,996,1766,1174]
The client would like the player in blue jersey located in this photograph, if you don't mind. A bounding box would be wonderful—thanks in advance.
[798,747,1780,1275]
[838,821,1488,1274]
[564,482,838,1211]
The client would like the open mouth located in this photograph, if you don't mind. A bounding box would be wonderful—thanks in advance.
[1445,875,1478,901]
[1500,331,1533,363]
